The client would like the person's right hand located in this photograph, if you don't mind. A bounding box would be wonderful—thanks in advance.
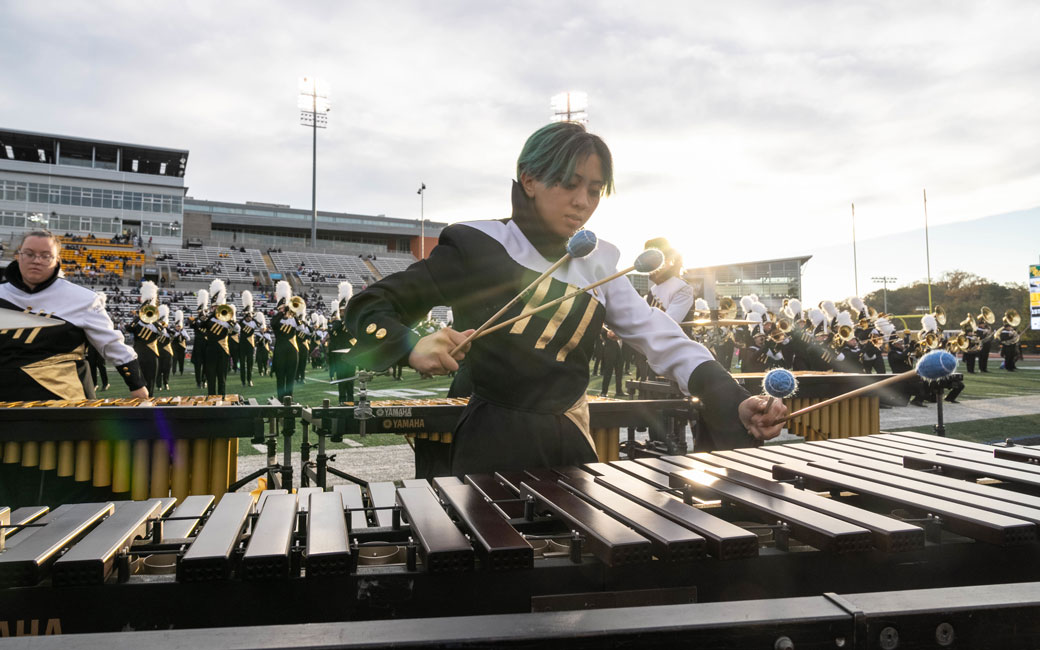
[408,327,475,377]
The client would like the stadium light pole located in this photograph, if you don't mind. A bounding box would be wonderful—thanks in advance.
[922,188,933,312]
[417,182,426,258]
[551,91,589,124]
[851,203,859,296]
[872,275,897,313]
[299,77,330,249]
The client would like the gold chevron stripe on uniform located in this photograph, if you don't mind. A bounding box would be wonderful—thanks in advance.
[556,297,600,362]
[535,296,576,350]
[509,275,554,336]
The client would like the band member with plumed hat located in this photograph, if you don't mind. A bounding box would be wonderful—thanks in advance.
[345,122,786,479]
[129,280,162,396]
[328,282,357,404]
[203,278,234,396]
[190,289,210,388]
[271,280,301,398]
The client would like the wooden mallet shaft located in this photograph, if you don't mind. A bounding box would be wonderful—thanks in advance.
[448,253,571,356]
[467,264,638,344]
[780,369,916,422]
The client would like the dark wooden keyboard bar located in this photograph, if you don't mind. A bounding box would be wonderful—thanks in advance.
[903,453,1040,490]
[396,486,474,573]
[334,484,370,530]
[771,461,1036,546]
[438,483,532,572]
[561,476,706,562]
[241,493,298,580]
[162,495,214,540]
[306,491,351,577]
[52,500,160,586]
[0,502,113,588]
[607,460,673,490]
[798,443,1040,511]
[368,482,398,528]
[464,473,524,519]
[2,504,76,550]
[660,454,924,553]
[518,478,653,567]
[585,462,758,560]
[668,468,874,554]
[178,492,253,582]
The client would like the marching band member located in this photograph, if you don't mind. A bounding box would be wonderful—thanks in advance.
[190,289,210,388]
[328,282,357,403]
[295,302,311,383]
[157,304,173,391]
[129,280,162,396]
[976,314,994,373]
[346,122,786,478]
[645,237,694,324]
[271,281,300,399]
[255,312,272,377]
[87,291,111,390]
[239,291,257,386]
[0,230,146,402]
[999,319,1019,371]
[172,309,188,376]
[203,279,233,396]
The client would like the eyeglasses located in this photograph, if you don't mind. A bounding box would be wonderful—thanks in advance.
[18,250,56,262]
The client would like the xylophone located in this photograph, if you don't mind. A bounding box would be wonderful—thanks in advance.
[303,395,695,465]
[3,431,1040,647]
[0,397,295,507]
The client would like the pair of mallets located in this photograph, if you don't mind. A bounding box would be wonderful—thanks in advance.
[759,350,959,425]
[447,231,666,355]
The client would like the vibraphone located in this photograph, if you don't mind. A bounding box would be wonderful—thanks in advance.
[3,431,1040,647]
[0,397,296,507]
[302,395,695,470]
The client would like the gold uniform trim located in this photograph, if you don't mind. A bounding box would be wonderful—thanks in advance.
[534,296,575,350]
[509,276,553,335]
[21,348,88,401]
[556,297,600,362]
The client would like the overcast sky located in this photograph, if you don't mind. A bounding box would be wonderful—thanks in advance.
[2,0,1038,301]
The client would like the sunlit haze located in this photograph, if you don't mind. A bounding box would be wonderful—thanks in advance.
[2,1,1037,301]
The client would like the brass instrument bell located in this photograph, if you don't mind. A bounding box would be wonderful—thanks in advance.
[289,296,307,316]
[933,305,947,327]
[139,304,160,324]
[1004,309,1021,328]
[979,306,995,325]
[214,304,236,322]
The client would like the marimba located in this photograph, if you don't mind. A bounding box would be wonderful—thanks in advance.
[303,395,695,466]
[3,431,1040,647]
[0,397,295,507]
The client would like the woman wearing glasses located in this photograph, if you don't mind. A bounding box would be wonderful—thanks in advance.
[0,230,148,402]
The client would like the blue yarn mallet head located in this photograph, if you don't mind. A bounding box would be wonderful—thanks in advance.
[634,248,665,273]
[566,230,598,258]
[763,368,798,399]
[916,349,958,381]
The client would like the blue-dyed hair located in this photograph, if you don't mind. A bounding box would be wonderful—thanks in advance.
[516,122,614,196]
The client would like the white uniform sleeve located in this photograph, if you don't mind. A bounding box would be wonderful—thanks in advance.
[81,293,138,365]
[602,277,714,395]
[665,283,694,323]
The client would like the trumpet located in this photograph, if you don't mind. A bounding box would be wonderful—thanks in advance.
[213,304,236,322]
[289,296,307,316]
[139,304,160,324]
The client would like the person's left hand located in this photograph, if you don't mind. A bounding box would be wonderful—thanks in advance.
[129,386,150,400]
[738,395,787,441]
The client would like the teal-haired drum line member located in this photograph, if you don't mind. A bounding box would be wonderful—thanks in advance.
[345,122,787,480]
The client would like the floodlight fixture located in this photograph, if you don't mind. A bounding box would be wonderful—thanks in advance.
[550,91,589,124]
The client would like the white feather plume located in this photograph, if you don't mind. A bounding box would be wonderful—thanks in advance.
[921,314,938,332]
[694,298,709,311]
[255,312,266,327]
[849,296,866,313]
[809,307,826,328]
[750,302,768,316]
[836,311,855,328]
[196,289,210,310]
[139,281,158,304]
[821,300,838,319]
[740,296,754,313]
[337,281,353,303]
[275,280,292,303]
[208,279,226,305]
[788,298,802,317]
[241,290,253,311]
[175,309,184,327]
[158,304,169,321]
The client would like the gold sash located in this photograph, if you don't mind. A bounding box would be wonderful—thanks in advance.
[21,347,87,401]
[563,394,596,455]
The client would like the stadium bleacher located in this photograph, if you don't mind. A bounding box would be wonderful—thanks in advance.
[158,246,265,282]
[269,251,374,288]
